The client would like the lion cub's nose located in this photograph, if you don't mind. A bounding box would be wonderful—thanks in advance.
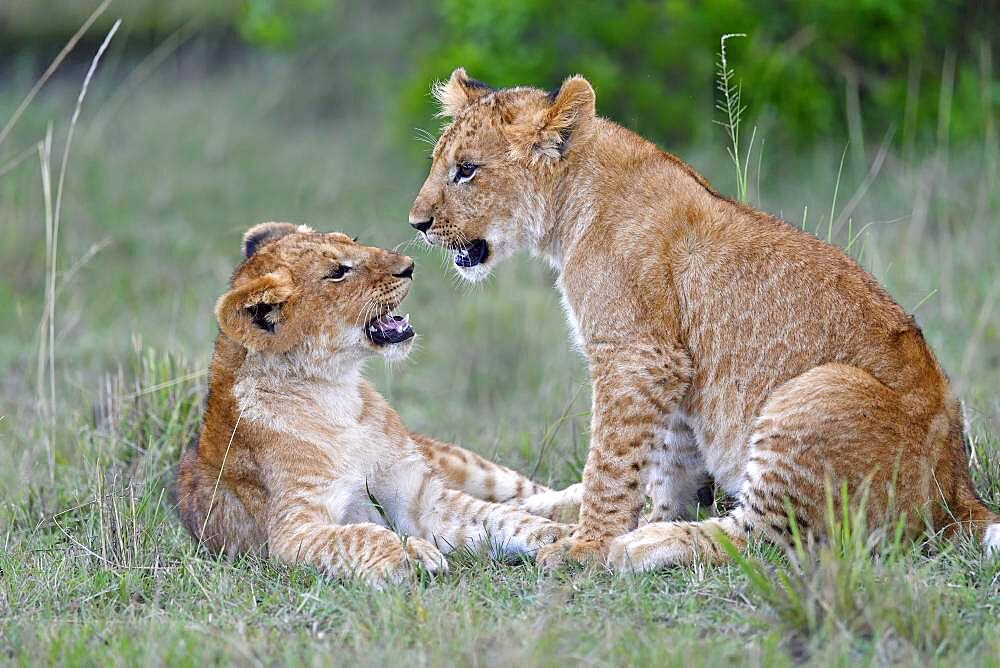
[393,262,415,279]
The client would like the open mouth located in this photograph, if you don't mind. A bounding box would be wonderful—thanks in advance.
[366,313,415,346]
[454,239,489,268]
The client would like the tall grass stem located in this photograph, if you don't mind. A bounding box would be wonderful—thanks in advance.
[714,33,755,203]
[0,0,111,149]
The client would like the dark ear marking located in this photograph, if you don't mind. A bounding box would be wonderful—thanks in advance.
[246,302,276,333]
[557,126,573,155]
[434,68,493,117]
[463,77,494,92]
[512,75,594,162]
[242,222,313,259]
[352,236,359,242]
[546,87,575,155]
[243,229,274,259]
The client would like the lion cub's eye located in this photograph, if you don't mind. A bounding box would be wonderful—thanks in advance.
[325,264,351,282]
[453,162,478,184]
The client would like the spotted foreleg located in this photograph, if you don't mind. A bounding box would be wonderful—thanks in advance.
[537,342,692,568]
[266,496,446,587]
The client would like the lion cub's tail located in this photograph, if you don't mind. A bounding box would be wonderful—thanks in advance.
[952,423,1000,557]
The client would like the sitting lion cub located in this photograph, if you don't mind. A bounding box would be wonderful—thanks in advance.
[409,69,999,570]
[175,222,571,585]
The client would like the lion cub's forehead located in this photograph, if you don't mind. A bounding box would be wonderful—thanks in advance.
[434,86,547,160]
[238,232,361,280]
[265,233,348,260]
[295,235,401,273]
[289,233,369,265]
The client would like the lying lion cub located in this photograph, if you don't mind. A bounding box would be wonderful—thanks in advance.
[175,222,571,585]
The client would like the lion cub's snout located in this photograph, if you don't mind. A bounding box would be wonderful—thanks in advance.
[361,249,417,351]
[392,259,415,280]
[384,251,415,284]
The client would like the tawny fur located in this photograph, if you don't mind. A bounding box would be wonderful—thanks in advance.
[409,69,1000,571]
[175,223,573,586]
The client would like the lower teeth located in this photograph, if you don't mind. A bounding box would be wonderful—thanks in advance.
[369,314,410,338]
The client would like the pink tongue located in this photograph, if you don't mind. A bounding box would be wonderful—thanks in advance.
[375,314,408,333]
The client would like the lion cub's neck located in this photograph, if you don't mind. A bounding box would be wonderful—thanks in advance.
[226,338,368,438]
[537,118,710,271]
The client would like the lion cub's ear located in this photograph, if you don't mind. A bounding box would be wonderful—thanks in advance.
[510,75,596,163]
[433,67,494,118]
[215,268,296,351]
[243,222,314,258]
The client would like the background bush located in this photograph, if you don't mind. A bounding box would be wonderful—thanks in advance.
[406,0,997,147]
[202,0,999,148]
[5,1,994,148]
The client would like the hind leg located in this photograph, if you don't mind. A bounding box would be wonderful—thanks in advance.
[742,363,957,544]
[609,363,950,571]
[413,434,550,502]
[378,453,570,559]
[608,510,749,571]
[413,433,583,522]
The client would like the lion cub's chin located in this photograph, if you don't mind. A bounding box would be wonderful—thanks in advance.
[454,262,493,284]
[374,337,415,363]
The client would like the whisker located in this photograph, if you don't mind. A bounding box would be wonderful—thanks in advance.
[353,301,366,331]
[354,298,376,330]
[438,246,453,274]
[393,236,422,254]
[413,127,439,147]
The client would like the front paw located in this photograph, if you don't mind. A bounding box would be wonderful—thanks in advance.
[535,535,608,571]
[403,536,449,575]
[526,521,574,550]
[363,537,447,587]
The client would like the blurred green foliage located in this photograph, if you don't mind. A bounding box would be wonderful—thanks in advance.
[2,1,996,147]
[237,0,331,48]
[0,1,241,39]
[402,0,997,146]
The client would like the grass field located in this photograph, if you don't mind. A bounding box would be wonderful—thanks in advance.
[1,44,998,665]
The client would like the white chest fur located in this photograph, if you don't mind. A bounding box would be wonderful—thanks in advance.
[555,276,586,353]
[231,353,421,526]
[232,353,365,441]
